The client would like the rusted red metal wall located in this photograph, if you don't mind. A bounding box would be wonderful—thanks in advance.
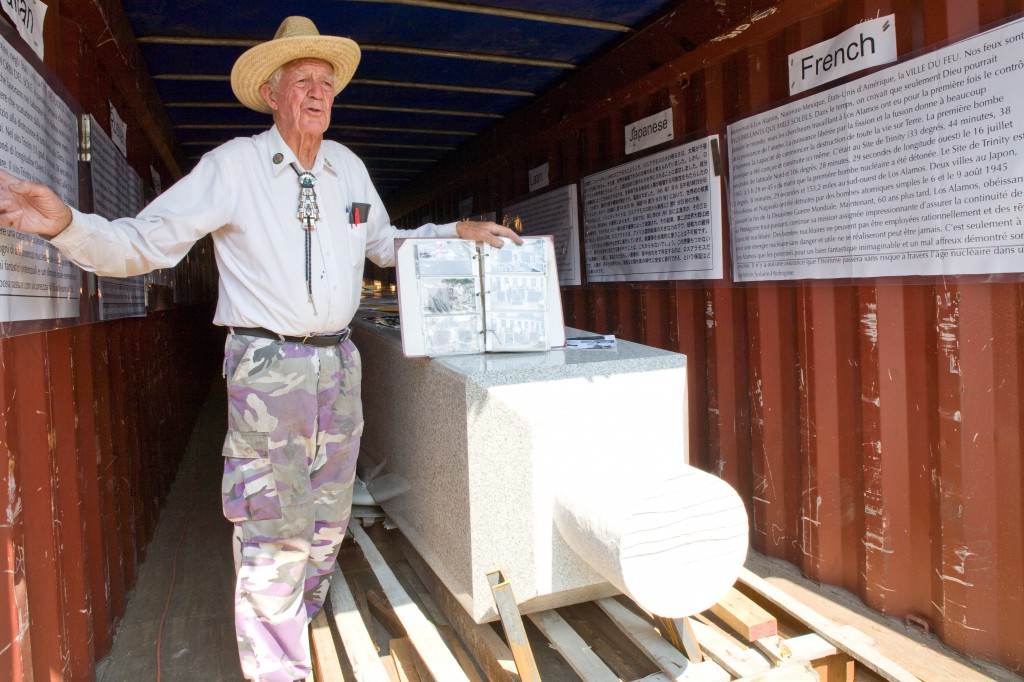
[389,0,1024,673]
[0,3,220,680]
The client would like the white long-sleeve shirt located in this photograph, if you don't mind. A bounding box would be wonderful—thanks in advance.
[52,125,456,335]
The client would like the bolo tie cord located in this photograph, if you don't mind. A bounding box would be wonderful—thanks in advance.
[291,162,319,315]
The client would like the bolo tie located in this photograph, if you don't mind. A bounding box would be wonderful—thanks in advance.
[291,162,320,315]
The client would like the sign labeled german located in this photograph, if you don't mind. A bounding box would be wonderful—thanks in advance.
[583,136,723,282]
[0,31,80,322]
[729,15,1024,282]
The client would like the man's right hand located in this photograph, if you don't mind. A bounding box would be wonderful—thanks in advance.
[0,169,73,237]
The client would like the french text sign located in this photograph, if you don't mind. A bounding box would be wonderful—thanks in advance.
[789,15,897,95]
[730,15,1024,282]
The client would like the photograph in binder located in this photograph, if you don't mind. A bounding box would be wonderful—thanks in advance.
[396,236,565,357]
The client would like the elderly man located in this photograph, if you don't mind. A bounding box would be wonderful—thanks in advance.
[0,15,519,682]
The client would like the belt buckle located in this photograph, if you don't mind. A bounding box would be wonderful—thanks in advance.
[301,334,313,345]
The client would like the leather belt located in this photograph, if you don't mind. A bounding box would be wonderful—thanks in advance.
[232,326,350,347]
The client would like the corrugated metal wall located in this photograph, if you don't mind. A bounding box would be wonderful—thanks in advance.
[0,3,219,680]
[390,0,1024,673]
[1,313,220,680]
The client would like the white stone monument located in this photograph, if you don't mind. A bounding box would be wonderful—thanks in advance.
[355,317,749,622]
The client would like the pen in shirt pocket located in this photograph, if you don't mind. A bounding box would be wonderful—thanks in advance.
[349,202,371,226]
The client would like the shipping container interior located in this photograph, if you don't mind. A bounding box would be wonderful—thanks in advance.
[0,0,1022,680]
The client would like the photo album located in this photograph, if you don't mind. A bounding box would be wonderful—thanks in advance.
[395,236,566,357]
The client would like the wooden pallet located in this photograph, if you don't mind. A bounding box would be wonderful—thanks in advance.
[309,520,920,682]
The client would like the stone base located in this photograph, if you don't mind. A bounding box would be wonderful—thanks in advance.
[354,316,688,623]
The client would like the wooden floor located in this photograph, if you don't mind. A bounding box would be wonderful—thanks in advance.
[96,380,1022,682]
[98,381,244,682]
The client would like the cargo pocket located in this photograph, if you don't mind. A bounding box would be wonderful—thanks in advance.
[221,429,281,523]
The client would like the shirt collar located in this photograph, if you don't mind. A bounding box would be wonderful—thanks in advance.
[267,125,338,178]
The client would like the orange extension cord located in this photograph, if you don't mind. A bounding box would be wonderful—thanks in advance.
[155,512,192,682]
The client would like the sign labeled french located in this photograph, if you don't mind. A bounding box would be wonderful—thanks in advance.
[624,108,673,154]
[789,15,896,95]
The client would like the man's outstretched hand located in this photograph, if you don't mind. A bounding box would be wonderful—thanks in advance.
[0,169,73,238]
[455,219,524,248]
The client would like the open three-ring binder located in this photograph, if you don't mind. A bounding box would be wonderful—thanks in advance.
[395,236,566,357]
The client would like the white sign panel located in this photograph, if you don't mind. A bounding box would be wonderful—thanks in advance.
[625,107,674,154]
[528,162,549,192]
[0,31,80,322]
[504,184,581,286]
[789,14,897,95]
[1,0,46,60]
[89,115,147,320]
[583,136,724,282]
[730,15,1024,282]
[109,102,127,157]
[150,164,162,195]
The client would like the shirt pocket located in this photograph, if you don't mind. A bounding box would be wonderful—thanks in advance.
[220,429,281,523]
[347,215,368,267]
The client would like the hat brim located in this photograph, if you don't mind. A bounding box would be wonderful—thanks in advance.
[231,35,361,114]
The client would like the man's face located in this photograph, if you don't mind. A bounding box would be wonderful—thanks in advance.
[262,58,336,139]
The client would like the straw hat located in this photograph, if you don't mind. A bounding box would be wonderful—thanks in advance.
[231,16,361,114]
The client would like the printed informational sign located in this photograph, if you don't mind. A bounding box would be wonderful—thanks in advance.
[583,136,723,282]
[1,0,46,60]
[150,164,162,196]
[0,31,80,322]
[789,14,897,95]
[528,162,549,192]
[625,107,674,154]
[729,15,1024,282]
[109,102,127,157]
[89,115,147,320]
[503,184,581,286]
[89,115,143,220]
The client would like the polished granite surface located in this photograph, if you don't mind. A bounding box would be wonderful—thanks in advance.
[354,314,688,622]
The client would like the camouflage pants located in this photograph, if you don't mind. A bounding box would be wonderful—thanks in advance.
[221,332,362,682]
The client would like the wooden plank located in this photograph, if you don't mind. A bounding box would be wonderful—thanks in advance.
[390,532,520,682]
[656,616,704,664]
[350,523,471,682]
[528,610,629,682]
[349,570,396,648]
[709,588,778,642]
[755,632,836,666]
[328,566,392,682]
[596,598,729,682]
[390,638,429,682]
[688,618,772,678]
[560,602,658,680]
[310,609,346,681]
[438,626,486,682]
[732,661,820,682]
[737,568,921,682]
[486,571,542,682]
[813,653,855,682]
[368,587,410,639]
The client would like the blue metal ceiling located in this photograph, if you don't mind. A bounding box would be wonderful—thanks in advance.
[120,0,681,197]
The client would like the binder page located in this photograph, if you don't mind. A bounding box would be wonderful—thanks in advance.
[482,237,551,352]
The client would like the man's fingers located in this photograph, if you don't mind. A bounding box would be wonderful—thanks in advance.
[481,233,505,248]
[457,220,525,247]
[503,228,524,246]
